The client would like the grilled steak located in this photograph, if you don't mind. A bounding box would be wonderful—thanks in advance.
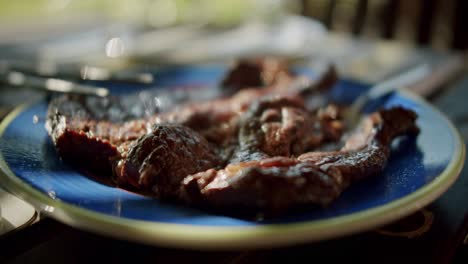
[181,107,419,214]
[114,124,221,199]
[45,59,419,216]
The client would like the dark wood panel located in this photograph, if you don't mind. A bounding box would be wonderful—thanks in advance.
[352,0,368,35]
[417,0,436,44]
[452,0,468,49]
[381,0,400,39]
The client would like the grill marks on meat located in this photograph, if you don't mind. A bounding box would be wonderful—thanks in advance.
[46,101,113,177]
[45,59,419,217]
[46,95,154,177]
[181,107,419,214]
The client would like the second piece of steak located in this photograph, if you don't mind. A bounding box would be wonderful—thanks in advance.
[181,107,419,214]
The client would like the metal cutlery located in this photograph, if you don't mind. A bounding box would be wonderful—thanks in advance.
[0,69,109,97]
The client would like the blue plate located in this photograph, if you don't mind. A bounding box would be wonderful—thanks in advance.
[0,66,464,249]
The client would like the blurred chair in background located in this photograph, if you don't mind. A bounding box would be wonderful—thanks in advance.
[300,0,468,51]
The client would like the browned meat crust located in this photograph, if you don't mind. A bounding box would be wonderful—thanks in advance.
[157,61,337,137]
[45,95,151,177]
[114,124,221,199]
[45,59,418,217]
[181,107,419,214]
[46,61,337,176]
[230,96,342,164]
[220,58,291,94]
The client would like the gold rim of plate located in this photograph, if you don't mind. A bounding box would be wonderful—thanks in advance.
[0,89,465,250]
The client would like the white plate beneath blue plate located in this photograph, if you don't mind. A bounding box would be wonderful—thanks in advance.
[0,66,464,249]
[0,187,37,235]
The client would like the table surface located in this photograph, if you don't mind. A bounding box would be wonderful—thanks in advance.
[0,33,467,264]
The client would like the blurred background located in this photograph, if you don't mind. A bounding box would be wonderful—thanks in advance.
[1,0,465,48]
[0,0,465,79]
[1,0,466,49]
[1,0,467,128]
